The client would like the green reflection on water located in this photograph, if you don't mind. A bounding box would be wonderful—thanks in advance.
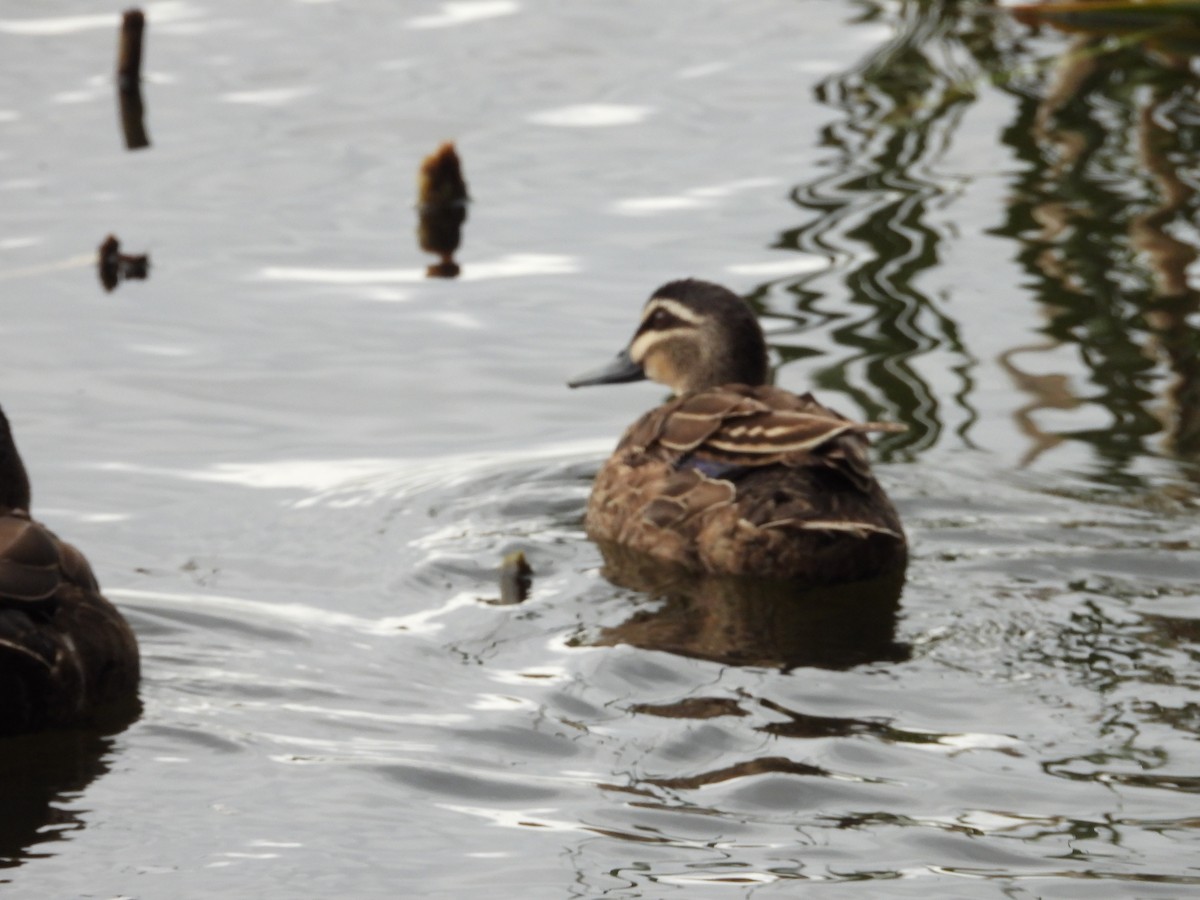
[996,34,1200,479]
[760,0,1200,486]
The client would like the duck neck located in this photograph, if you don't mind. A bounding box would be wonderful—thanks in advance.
[715,348,768,389]
[0,410,32,511]
[701,331,768,390]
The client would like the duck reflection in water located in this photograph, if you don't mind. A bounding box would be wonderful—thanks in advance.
[593,544,908,670]
[0,729,123,869]
[569,280,908,668]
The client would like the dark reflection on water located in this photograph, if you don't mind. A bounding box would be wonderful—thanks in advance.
[591,543,908,670]
[0,729,124,874]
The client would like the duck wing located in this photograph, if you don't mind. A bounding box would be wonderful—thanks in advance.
[0,510,139,733]
[0,513,63,608]
[622,385,903,482]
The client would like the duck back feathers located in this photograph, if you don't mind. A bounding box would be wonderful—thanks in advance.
[585,383,906,582]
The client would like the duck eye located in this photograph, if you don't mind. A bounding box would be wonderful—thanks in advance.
[650,309,669,327]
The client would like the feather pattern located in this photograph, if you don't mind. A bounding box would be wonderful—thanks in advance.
[0,514,63,605]
[587,384,907,582]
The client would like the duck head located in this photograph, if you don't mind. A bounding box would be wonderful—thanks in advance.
[568,279,769,395]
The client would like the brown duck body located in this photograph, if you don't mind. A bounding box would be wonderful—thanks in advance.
[0,410,140,736]
[585,384,906,583]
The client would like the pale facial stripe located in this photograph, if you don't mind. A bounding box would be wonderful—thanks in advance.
[630,329,670,365]
[640,297,703,326]
[629,298,702,364]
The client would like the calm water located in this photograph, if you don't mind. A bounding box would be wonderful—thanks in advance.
[2,0,1199,896]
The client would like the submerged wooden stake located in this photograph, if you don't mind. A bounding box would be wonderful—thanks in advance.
[97,234,150,292]
[117,82,150,150]
[116,10,150,149]
[495,551,533,605]
[417,141,469,278]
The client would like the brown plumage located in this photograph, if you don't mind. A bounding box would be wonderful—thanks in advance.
[569,279,907,584]
[0,407,140,736]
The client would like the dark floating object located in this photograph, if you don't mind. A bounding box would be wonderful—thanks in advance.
[116,9,150,150]
[490,550,532,605]
[0,406,141,737]
[97,234,150,292]
[417,141,469,278]
[570,279,907,584]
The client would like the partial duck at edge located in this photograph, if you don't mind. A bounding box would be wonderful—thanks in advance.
[0,406,140,736]
[569,279,907,585]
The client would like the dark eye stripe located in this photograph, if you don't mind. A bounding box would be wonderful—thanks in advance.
[636,308,687,335]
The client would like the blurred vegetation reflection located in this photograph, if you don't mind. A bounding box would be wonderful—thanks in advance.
[760,0,1200,485]
[768,0,990,458]
[997,15,1200,478]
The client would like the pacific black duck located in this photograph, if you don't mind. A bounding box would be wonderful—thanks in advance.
[569,278,907,584]
[0,407,139,735]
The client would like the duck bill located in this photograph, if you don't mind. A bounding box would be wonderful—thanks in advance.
[567,349,646,388]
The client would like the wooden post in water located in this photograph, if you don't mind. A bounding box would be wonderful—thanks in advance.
[417,142,470,278]
[115,9,150,150]
[117,10,144,89]
[97,234,151,292]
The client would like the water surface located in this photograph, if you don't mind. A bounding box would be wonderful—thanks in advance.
[2,0,1199,896]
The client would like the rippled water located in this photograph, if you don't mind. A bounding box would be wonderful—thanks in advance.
[2,0,1199,896]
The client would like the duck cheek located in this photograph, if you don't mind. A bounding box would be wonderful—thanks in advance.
[642,354,679,391]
